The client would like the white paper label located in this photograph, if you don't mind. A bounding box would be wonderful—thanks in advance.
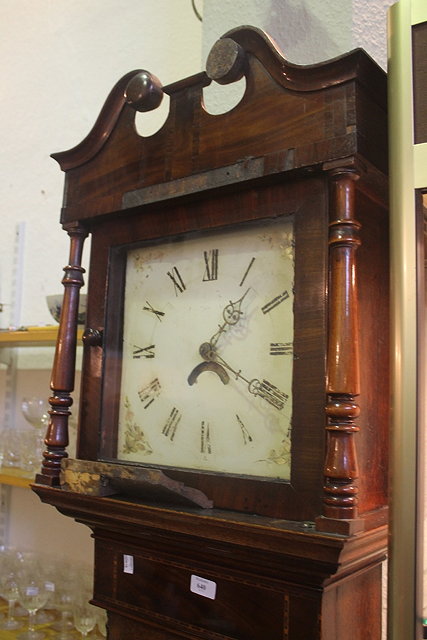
[123,554,134,574]
[190,574,217,600]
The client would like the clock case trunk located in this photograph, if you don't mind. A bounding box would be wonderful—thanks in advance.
[33,27,389,640]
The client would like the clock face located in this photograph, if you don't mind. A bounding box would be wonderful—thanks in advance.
[114,216,294,480]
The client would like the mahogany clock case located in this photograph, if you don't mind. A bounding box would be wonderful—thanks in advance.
[34,27,389,528]
[31,25,390,640]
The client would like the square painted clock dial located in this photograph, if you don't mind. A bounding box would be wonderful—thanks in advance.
[116,217,294,480]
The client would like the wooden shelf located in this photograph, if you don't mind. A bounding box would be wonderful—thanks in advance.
[0,467,33,488]
[0,328,83,488]
[0,326,83,347]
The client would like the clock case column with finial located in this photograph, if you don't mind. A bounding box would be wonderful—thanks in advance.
[33,27,389,640]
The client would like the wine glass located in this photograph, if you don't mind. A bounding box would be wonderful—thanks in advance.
[21,397,50,432]
[21,398,50,472]
[17,568,51,640]
[73,598,98,638]
[0,547,22,631]
[50,561,77,639]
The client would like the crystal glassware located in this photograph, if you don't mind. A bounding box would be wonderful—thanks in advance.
[73,598,98,638]
[17,568,51,640]
[21,397,50,432]
[0,547,22,631]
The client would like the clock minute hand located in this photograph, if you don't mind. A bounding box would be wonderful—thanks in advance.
[201,346,288,411]
[209,288,250,349]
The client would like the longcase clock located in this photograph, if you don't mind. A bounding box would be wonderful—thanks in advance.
[33,27,389,640]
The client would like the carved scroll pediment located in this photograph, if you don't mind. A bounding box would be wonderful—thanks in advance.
[50,26,386,224]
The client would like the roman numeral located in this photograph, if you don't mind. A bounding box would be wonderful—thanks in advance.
[167,266,186,295]
[201,421,212,454]
[203,249,219,281]
[162,407,181,441]
[261,290,289,314]
[258,379,288,410]
[236,414,252,445]
[138,378,161,409]
[133,344,155,359]
[239,257,255,287]
[143,300,165,321]
[270,342,293,356]
[248,378,288,410]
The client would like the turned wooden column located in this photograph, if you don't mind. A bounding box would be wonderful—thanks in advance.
[318,168,361,532]
[36,222,88,486]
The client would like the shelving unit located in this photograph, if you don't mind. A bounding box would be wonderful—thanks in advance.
[0,342,92,563]
[0,326,83,348]
[0,325,83,488]
[0,467,32,489]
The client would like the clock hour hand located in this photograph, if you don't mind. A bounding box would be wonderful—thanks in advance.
[187,361,230,386]
[187,342,231,386]
[209,288,250,349]
[201,345,288,411]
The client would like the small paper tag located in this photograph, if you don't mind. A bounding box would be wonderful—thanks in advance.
[123,554,134,574]
[190,574,217,600]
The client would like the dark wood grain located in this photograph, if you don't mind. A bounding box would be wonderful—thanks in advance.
[323,169,361,523]
[33,484,387,640]
[36,222,88,486]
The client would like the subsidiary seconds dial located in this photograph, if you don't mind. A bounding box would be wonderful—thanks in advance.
[116,216,294,481]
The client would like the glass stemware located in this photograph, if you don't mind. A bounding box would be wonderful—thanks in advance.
[73,598,98,638]
[20,397,50,473]
[50,562,76,639]
[0,548,22,631]
[0,573,21,630]
[21,397,50,432]
[17,570,50,640]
